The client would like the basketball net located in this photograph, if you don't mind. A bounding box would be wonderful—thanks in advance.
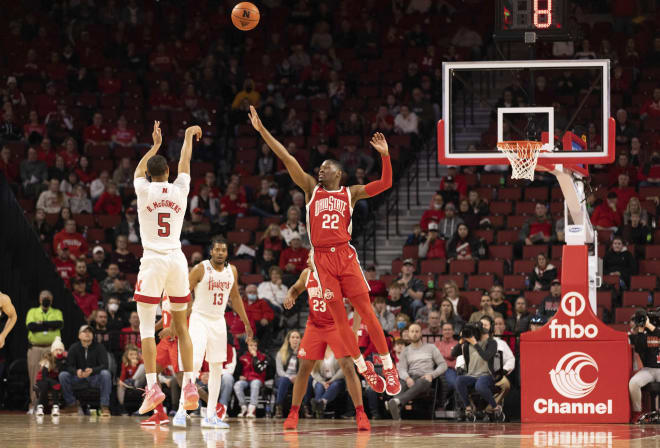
[497,141,553,181]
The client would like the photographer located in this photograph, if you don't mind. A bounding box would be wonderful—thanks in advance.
[628,310,660,423]
[451,320,500,420]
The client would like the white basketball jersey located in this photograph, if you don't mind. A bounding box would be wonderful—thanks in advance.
[193,260,234,319]
[134,173,190,252]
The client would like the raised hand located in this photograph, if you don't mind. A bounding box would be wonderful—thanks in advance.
[369,132,389,156]
[152,121,162,146]
[248,105,263,132]
[185,125,202,142]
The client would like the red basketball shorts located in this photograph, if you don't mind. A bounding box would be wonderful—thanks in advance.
[298,323,350,360]
[310,243,370,303]
[156,337,179,373]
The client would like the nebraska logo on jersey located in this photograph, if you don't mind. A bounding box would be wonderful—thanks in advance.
[314,196,347,217]
[324,288,334,301]
[208,279,232,290]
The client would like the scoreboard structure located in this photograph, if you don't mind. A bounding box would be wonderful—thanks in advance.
[494,0,572,42]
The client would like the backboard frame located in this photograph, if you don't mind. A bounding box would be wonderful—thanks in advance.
[438,59,615,167]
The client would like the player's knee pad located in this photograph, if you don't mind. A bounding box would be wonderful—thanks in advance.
[136,302,157,339]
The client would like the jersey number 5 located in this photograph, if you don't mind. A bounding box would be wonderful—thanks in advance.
[321,214,339,229]
[312,299,326,312]
[213,293,224,306]
[158,213,170,237]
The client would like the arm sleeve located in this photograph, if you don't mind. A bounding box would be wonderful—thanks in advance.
[364,155,393,197]
[275,355,286,378]
[451,343,463,359]
[431,346,448,379]
[473,339,497,361]
[501,342,516,373]
[174,173,191,197]
[133,177,150,197]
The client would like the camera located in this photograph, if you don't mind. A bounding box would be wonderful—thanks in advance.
[460,323,482,340]
[633,309,660,328]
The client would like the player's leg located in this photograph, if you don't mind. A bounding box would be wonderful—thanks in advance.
[204,322,227,421]
[334,335,370,430]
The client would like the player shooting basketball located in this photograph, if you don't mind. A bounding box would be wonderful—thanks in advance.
[249,105,401,397]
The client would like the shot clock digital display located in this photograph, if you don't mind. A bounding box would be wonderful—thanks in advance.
[495,0,570,41]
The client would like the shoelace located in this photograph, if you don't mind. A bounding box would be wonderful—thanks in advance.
[383,369,398,386]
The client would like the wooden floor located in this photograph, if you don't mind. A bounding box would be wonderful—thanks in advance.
[1,414,660,447]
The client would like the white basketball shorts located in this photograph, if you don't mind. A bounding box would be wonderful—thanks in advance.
[134,249,191,304]
[189,311,227,365]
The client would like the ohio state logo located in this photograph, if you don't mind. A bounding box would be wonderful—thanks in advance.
[324,288,334,301]
[298,348,306,358]
[549,352,598,399]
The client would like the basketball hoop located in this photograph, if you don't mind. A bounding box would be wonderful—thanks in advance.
[497,141,554,181]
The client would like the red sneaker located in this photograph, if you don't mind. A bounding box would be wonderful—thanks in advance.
[138,384,166,415]
[283,410,299,430]
[182,381,199,411]
[382,367,401,396]
[360,361,385,393]
[356,408,371,431]
[140,404,168,426]
[216,403,226,421]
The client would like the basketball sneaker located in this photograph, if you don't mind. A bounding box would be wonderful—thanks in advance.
[216,403,227,421]
[172,408,187,428]
[382,367,402,396]
[356,408,370,431]
[283,410,299,430]
[51,405,60,417]
[35,405,44,417]
[182,381,199,411]
[141,404,169,426]
[201,415,229,429]
[360,361,385,394]
[138,383,166,415]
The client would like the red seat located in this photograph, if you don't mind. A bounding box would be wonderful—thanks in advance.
[516,201,537,215]
[473,229,494,244]
[86,228,106,243]
[391,259,404,275]
[128,243,143,259]
[242,274,264,285]
[181,245,203,262]
[601,275,621,291]
[655,292,660,307]
[640,260,660,275]
[381,275,397,287]
[496,230,519,245]
[232,259,254,274]
[522,245,550,260]
[449,260,476,274]
[524,291,546,306]
[489,245,513,260]
[513,260,535,275]
[467,274,494,291]
[524,187,550,202]
[630,275,657,291]
[615,307,637,323]
[490,201,513,215]
[235,217,260,232]
[262,216,282,228]
[597,291,612,311]
[480,173,503,187]
[97,215,121,229]
[73,213,95,228]
[489,215,505,229]
[507,215,528,229]
[551,244,564,259]
[503,275,526,292]
[227,230,252,245]
[419,259,446,274]
[19,199,35,212]
[437,274,465,289]
[402,245,419,260]
[46,213,60,226]
[125,273,138,288]
[497,188,522,201]
[645,245,660,259]
[623,291,651,307]
[462,291,483,309]
[91,159,114,173]
[478,260,504,278]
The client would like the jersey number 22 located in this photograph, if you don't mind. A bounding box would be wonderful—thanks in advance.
[321,214,339,229]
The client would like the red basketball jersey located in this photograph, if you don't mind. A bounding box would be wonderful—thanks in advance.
[306,185,353,248]
[306,271,334,328]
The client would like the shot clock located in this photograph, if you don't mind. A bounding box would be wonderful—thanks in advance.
[494,0,571,41]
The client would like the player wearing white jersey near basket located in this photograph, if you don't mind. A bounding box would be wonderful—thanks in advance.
[172,237,253,429]
[133,122,202,416]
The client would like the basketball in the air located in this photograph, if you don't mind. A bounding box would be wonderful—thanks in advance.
[231,2,260,31]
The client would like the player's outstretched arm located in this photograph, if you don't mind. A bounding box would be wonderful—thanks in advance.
[178,125,202,176]
[349,132,392,204]
[0,293,16,349]
[284,268,309,310]
[134,121,162,179]
[188,263,204,293]
[229,264,254,340]
[249,105,316,195]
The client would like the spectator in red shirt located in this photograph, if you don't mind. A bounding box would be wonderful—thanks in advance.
[608,153,639,187]
[149,80,179,110]
[36,82,58,118]
[279,234,309,277]
[57,137,79,170]
[640,152,660,186]
[94,181,122,215]
[72,277,99,319]
[69,260,102,298]
[310,109,337,141]
[365,265,386,298]
[193,171,222,198]
[520,202,554,245]
[117,345,145,406]
[98,67,121,95]
[0,145,19,183]
[53,246,76,280]
[24,110,46,140]
[420,194,445,231]
[591,192,622,231]
[53,219,88,259]
[220,182,248,218]
[418,221,446,259]
[244,284,275,340]
[149,43,177,73]
[45,51,67,82]
[233,338,267,417]
[110,235,139,274]
[371,105,394,134]
[84,112,111,148]
[75,156,97,185]
[37,137,56,167]
[120,311,141,350]
[110,116,137,149]
[641,88,660,120]
[439,166,467,197]
[611,173,638,210]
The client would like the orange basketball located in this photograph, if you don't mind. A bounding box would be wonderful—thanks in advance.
[231,2,260,31]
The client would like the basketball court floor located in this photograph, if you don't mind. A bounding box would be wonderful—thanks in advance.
[2,415,660,447]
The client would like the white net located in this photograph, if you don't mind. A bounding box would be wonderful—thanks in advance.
[497,141,552,181]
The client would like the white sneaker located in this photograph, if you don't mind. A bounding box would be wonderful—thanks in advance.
[246,404,256,418]
[51,404,60,416]
[237,405,247,418]
[172,409,188,428]
[27,406,34,415]
[201,416,230,429]
[35,405,44,417]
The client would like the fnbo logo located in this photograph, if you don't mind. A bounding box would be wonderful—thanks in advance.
[549,292,598,339]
